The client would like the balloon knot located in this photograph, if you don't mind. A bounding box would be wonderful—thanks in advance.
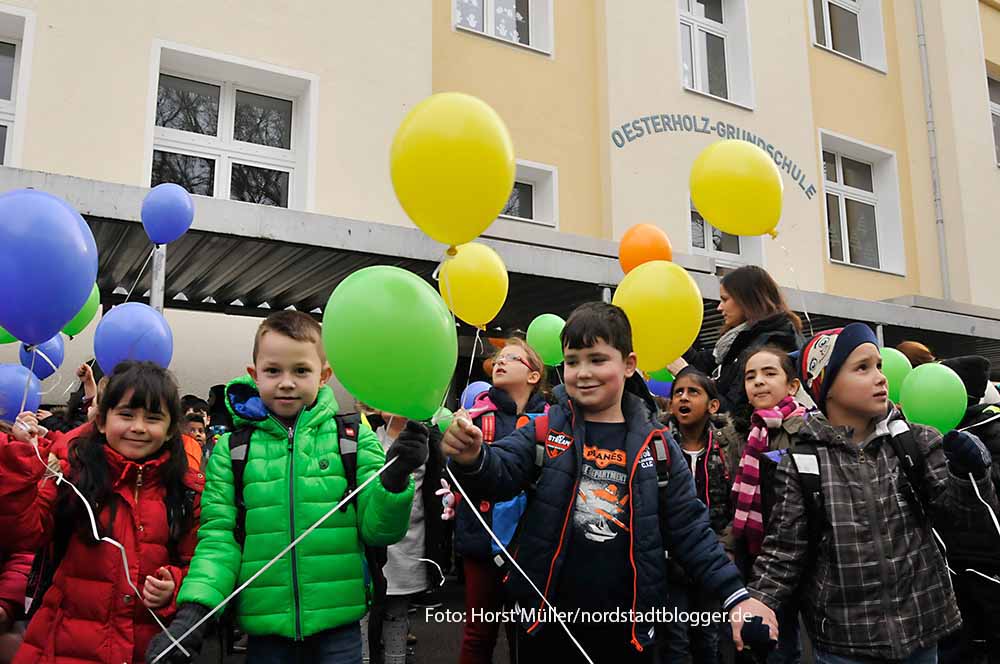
[768,230,779,239]
[446,246,458,257]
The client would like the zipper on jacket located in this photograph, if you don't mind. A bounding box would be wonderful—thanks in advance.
[626,430,664,653]
[134,465,144,503]
[286,422,303,640]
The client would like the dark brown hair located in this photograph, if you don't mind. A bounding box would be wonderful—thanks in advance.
[896,341,935,367]
[561,302,633,358]
[720,265,802,333]
[252,311,324,363]
[741,344,798,385]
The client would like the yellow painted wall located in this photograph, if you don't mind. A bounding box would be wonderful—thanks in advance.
[432,0,604,239]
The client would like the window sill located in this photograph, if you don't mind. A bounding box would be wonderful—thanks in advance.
[829,259,904,277]
[812,43,887,75]
[455,24,552,57]
[499,213,556,229]
[682,85,754,112]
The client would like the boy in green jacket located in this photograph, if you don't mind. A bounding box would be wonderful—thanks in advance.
[148,311,427,663]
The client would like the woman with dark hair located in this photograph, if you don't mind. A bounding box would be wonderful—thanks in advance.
[671,265,804,420]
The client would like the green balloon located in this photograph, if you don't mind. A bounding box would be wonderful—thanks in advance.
[62,283,100,337]
[650,367,675,382]
[527,313,566,366]
[880,347,912,404]
[900,363,966,433]
[322,266,457,421]
[435,406,454,435]
[0,325,15,344]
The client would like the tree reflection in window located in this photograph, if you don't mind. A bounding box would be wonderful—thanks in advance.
[151,150,215,196]
[234,90,292,149]
[231,163,289,208]
[155,75,220,136]
[501,181,533,219]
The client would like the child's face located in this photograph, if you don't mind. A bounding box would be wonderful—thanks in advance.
[670,376,719,427]
[825,343,889,421]
[248,332,332,421]
[492,347,540,391]
[744,351,800,410]
[185,420,206,446]
[563,339,636,417]
[98,389,172,460]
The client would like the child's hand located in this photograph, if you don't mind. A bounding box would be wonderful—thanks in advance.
[441,415,483,465]
[11,411,46,444]
[76,363,97,398]
[142,567,175,609]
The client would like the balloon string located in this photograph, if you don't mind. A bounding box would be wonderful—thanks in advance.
[152,457,398,663]
[775,240,814,337]
[554,366,563,385]
[124,247,156,304]
[465,328,482,394]
[62,358,97,397]
[31,348,66,396]
[17,351,36,415]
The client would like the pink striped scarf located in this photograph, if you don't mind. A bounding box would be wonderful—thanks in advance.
[731,396,806,555]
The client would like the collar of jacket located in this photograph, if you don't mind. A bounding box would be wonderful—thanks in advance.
[224,373,338,437]
[799,406,898,449]
[103,441,170,488]
[550,385,662,446]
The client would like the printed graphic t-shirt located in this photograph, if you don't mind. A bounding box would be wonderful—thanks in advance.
[557,421,631,612]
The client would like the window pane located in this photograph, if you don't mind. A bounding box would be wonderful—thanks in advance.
[696,0,723,23]
[494,0,529,45]
[231,163,289,208]
[156,74,220,136]
[829,4,862,60]
[234,90,293,149]
[501,181,533,219]
[457,0,484,32]
[841,156,873,192]
[813,0,827,46]
[712,225,740,254]
[681,24,693,88]
[151,151,215,196]
[990,78,1000,106]
[826,193,844,261]
[690,208,706,249]
[845,198,879,268]
[993,112,1000,164]
[705,32,728,99]
[0,124,7,165]
[0,42,15,101]
[823,151,838,182]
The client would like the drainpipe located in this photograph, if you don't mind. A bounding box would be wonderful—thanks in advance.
[915,0,952,300]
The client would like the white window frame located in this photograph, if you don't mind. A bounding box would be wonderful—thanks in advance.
[677,0,754,109]
[687,199,762,269]
[808,0,887,73]
[499,159,558,229]
[0,5,35,168]
[989,77,1000,167]
[146,42,318,210]
[452,0,554,56]
[819,130,904,275]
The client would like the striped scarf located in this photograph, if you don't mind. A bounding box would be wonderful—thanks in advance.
[731,396,805,555]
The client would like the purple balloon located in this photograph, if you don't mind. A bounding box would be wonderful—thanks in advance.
[94,303,173,374]
[141,183,194,244]
[461,381,491,410]
[0,364,41,421]
[647,379,673,398]
[0,190,99,344]
[19,334,65,380]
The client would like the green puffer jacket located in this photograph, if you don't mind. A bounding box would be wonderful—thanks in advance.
[177,375,415,638]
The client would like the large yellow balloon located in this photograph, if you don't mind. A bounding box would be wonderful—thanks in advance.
[612,260,704,372]
[439,242,509,327]
[689,140,783,237]
[391,93,515,247]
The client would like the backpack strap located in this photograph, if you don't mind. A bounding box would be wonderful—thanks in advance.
[482,413,496,445]
[790,443,824,565]
[228,427,254,549]
[885,419,928,523]
[648,429,672,488]
[335,413,363,512]
[532,413,549,469]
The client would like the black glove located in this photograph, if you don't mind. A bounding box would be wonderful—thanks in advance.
[145,603,211,663]
[943,430,992,479]
[740,616,777,655]
[382,421,429,493]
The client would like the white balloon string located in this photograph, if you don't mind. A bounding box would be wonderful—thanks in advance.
[62,358,97,397]
[124,247,156,304]
[775,240,814,337]
[445,466,594,664]
[968,470,1000,539]
[32,348,65,396]
[17,351,37,416]
[466,328,482,393]
[152,457,398,663]
[416,557,446,587]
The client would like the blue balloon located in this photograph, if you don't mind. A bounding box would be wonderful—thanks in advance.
[0,364,42,421]
[19,334,65,380]
[647,378,673,398]
[461,381,492,410]
[0,189,99,345]
[141,183,194,244]
[94,303,173,374]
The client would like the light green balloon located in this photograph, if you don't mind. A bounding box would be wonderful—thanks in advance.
[322,266,457,421]
[880,347,912,404]
[435,406,454,434]
[62,283,100,337]
[650,367,675,382]
[900,363,966,433]
[527,313,566,366]
[0,325,15,344]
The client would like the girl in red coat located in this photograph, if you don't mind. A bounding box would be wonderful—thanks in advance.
[0,361,202,664]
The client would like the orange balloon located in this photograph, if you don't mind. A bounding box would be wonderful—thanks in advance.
[619,224,673,274]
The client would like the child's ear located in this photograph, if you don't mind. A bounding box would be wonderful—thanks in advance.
[787,377,802,397]
[246,365,257,382]
[527,370,542,387]
[708,398,720,415]
[95,414,106,434]
[321,363,333,384]
[624,352,638,377]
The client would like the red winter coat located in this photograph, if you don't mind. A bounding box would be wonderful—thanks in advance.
[0,550,32,622]
[0,434,203,664]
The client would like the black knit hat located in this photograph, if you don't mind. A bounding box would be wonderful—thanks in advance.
[940,355,991,406]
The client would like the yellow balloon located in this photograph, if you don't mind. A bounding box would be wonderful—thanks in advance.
[689,139,783,237]
[612,260,704,372]
[391,93,516,247]
[439,242,509,327]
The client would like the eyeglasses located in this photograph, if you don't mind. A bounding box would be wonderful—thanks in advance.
[495,354,536,372]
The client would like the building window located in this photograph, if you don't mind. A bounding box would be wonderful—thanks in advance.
[454,0,553,54]
[689,200,761,267]
[989,77,1000,166]
[150,45,316,210]
[820,131,904,274]
[678,0,753,107]
[0,9,33,168]
[499,160,557,228]
[810,0,887,71]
